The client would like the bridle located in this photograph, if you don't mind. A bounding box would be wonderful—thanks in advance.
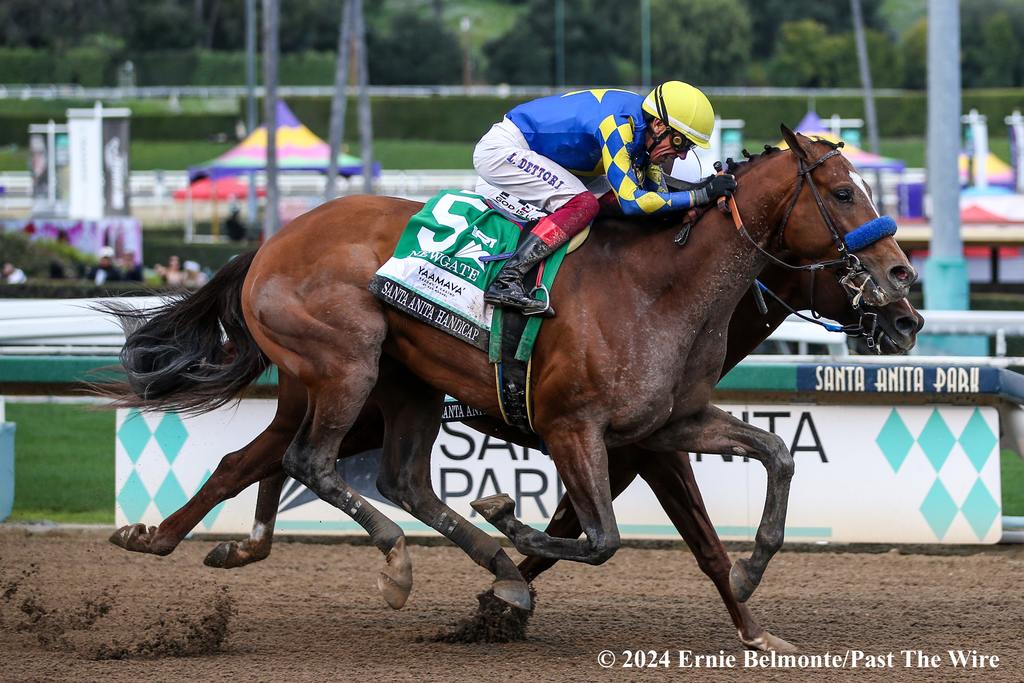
[676,143,898,350]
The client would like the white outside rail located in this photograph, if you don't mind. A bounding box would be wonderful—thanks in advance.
[0,84,911,101]
[9,299,1023,356]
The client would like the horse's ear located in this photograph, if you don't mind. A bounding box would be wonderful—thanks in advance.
[780,124,809,161]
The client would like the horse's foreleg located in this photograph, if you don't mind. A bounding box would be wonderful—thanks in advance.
[636,451,796,653]
[652,405,794,603]
[474,425,620,565]
[517,449,642,582]
[375,367,531,611]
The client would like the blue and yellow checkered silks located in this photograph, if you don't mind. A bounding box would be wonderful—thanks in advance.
[505,89,697,216]
[596,113,696,215]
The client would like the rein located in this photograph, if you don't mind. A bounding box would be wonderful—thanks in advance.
[680,145,895,351]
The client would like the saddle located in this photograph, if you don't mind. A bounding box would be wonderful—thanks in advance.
[484,191,590,433]
[369,188,590,433]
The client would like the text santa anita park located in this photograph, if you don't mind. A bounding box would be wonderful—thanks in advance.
[617,649,999,669]
[814,365,981,393]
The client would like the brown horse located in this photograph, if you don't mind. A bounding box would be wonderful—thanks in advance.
[105,128,917,648]
[110,266,920,652]
[109,267,920,569]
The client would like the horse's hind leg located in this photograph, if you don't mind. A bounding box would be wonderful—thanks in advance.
[206,397,388,569]
[636,451,796,653]
[374,366,531,611]
[109,407,295,557]
[203,471,287,568]
[283,367,412,609]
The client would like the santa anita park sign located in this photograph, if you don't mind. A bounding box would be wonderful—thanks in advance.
[112,362,1019,545]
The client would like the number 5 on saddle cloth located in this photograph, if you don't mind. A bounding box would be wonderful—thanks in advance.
[368,189,591,431]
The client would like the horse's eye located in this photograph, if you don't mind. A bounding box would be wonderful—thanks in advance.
[834,188,854,203]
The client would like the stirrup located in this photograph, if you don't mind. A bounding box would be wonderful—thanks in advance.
[524,283,554,317]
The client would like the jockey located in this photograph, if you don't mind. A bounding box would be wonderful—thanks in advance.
[475,81,737,316]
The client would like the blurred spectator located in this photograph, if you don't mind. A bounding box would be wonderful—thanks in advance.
[183,260,209,288]
[120,250,143,282]
[2,262,27,284]
[225,203,247,242]
[155,255,185,287]
[87,246,123,285]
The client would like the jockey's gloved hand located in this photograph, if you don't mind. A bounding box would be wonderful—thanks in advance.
[692,174,737,206]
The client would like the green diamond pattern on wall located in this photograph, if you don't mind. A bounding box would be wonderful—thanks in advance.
[117,470,151,522]
[919,479,958,539]
[154,413,189,464]
[917,409,956,471]
[958,408,998,473]
[153,471,188,518]
[961,479,1000,539]
[117,409,152,464]
[875,409,914,472]
[875,407,1000,542]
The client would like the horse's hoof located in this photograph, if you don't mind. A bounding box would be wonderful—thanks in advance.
[741,629,797,653]
[109,523,157,553]
[203,540,263,569]
[377,537,413,610]
[470,493,515,522]
[730,558,759,603]
[491,579,532,612]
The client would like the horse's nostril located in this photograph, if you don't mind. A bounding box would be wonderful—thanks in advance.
[895,315,918,337]
[888,265,915,286]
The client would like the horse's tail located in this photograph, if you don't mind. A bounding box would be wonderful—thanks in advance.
[95,249,269,414]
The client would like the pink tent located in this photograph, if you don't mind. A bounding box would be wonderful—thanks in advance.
[174,177,267,201]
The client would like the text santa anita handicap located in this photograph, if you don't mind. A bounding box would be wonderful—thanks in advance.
[614,649,999,669]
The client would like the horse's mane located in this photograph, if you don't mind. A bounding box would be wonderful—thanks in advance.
[595,135,844,237]
[725,136,843,177]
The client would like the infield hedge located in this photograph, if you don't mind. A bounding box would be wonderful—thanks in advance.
[2,90,1022,146]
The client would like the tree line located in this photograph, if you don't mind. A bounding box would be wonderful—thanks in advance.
[1,0,1022,89]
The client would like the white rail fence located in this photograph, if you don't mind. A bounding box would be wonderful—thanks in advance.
[0,84,911,101]
[0,168,914,223]
[4,298,1024,358]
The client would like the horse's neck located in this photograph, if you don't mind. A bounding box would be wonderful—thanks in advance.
[586,159,793,339]
[720,268,801,376]
[657,176,790,310]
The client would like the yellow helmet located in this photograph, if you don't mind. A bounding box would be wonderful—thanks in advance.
[642,81,715,149]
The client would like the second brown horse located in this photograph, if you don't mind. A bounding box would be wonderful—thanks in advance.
[105,129,918,651]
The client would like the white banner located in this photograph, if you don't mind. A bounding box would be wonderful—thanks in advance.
[115,402,1002,544]
[67,115,103,220]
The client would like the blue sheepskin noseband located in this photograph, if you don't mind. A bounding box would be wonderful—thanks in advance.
[844,215,897,252]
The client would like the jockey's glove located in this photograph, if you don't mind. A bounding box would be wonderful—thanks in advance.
[692,173,737,206]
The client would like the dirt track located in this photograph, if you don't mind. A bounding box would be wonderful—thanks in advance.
[0,528,1021,682]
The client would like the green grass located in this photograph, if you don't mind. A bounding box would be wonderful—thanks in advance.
[7,135,1012,173]
[0,97,240,116]
[130,140,233,170]
[7,403,114,524]
[746,137,1012,169]
[372,139,473,169]
[1003,449,1024,517]
[0,138,475,172]
[0,145,25,172]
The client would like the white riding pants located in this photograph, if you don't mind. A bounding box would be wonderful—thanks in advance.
[473,118,610,212]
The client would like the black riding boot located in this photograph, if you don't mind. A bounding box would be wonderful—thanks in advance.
[484,232,557,317]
